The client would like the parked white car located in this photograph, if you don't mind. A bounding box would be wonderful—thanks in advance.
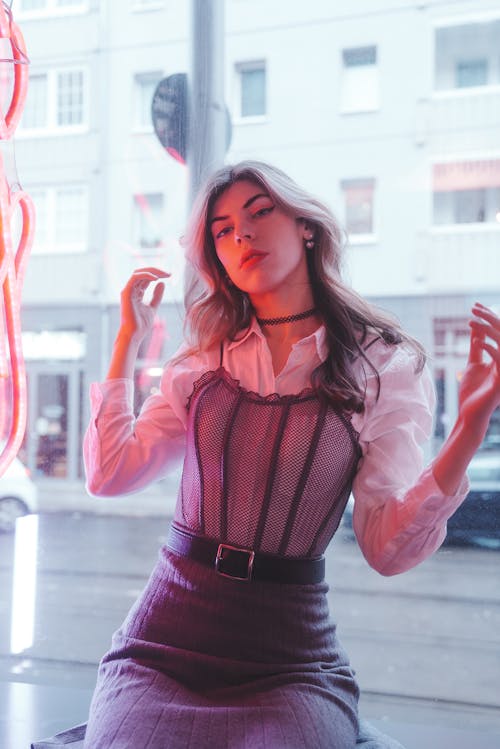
[0,455,38,532]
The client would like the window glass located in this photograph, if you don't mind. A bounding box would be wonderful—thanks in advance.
[132,0,165,9]
[435,20,500,90]
[237,63,266,117]
[20,0,46,10]
[20,74,48,129]
[340,45,379,112]
[27,186,88,253]
[55,186,88,249]
[28,189,49,251]
[20,0,87,12]
[456,59,488,88]
[432,160,500,224]
[20,69,86,131]
[133,192,165,249]
[3,4,500,746]
[57,71,84,126]
[341,178,375,235]
[133,72,163,129]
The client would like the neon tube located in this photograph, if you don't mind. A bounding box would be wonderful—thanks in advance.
[0,3,33,477]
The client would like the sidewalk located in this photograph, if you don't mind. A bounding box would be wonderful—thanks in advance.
[36,475,179,518]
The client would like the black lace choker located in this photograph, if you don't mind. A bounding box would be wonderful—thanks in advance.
[256,308,318,326]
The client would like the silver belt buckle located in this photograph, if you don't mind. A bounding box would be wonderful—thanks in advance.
[215,543,255,581]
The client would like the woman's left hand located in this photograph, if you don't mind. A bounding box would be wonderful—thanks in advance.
[458,303,500,435]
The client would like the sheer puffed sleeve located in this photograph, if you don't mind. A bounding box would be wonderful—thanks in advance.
[84,345,209,497]
[351,341,469,576]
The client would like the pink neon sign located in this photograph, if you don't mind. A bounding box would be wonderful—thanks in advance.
[0,2,34,477]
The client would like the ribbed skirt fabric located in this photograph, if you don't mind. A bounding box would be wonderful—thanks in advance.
[83,546,360,749]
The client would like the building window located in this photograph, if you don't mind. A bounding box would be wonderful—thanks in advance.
[432,160,500,225]
[340,46,379,113]
[133,193,165,250]
[57,70,84,126]
[27,185,88,254]
[235,62,266,118]
[19,0,88,16]
[433,318,470,442]
[456,59,488,89]
[21,73,48,130]
[341,178,375,236]
[131,0,165,9]
[133,71,163,130]
[20,0,46,10]
[20,68,87,133]
[435,20,500,91]
[29,188,49,249]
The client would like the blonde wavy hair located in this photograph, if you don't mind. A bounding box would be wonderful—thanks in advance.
[180,160,425,412]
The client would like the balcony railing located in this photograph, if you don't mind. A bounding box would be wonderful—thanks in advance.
[416,224,500,292]
[416,86,500,141]
[23,253,100,303]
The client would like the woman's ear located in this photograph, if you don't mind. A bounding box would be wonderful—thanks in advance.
[302,221,316,248]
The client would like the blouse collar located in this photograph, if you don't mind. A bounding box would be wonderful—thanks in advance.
[227,316,328,362]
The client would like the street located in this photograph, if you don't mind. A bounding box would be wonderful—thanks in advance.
[1,510,500,737]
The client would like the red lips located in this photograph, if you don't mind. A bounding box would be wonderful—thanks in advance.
[239,249,268,268]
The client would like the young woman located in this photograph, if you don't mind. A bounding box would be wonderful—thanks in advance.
[81,161,499,749]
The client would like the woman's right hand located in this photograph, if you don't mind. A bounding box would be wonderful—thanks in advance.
[119,267,170,343]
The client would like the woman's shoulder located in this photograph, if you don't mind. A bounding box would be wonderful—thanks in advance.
[163,341,220,377]
[359,332,424,377]
[353,333,430,418]
[159,340,223,400]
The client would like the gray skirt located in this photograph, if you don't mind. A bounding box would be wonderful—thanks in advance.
[83,545,360,749]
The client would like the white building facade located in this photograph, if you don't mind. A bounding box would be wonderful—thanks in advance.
[12,0,500,480]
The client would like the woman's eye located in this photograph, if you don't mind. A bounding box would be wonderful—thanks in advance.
[215,226,232,239]
[254,206,274,217]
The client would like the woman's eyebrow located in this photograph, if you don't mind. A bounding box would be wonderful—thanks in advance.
[210,193,270,227]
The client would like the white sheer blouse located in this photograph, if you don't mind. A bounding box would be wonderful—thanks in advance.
[84,318,469,576]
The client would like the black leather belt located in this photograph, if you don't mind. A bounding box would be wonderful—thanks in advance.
[166,524,325,585]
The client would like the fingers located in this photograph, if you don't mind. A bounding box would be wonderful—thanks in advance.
[131,266,170,278]
[126,267,170,289]
[472,302,499,326]
[150,282,165,310]
[468,328,484,365]
[468,302,500,365]
[124,268,170,302]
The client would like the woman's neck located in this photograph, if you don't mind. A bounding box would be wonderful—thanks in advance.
[249,286,321,344]
[250,286,315,322]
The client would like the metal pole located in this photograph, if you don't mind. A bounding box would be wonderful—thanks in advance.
[188,0,226,206]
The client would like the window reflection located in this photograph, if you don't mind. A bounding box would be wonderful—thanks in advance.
[435,20,500,90]
[2,2,500,743]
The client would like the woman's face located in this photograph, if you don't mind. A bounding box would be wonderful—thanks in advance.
[209,179,310,300]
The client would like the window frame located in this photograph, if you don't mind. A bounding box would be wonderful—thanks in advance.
[18,66,89,137]
[339,45,380,115]
[17,0,89,20]
[233,60,267,123]
[431,155,500,227]
[27,183,89,255]
[341,177,377,243]
[130,0,165,12]
[432,11,500,94]
[132,70,164,133]
[131,191,166,253]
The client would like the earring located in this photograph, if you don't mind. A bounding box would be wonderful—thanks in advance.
[304,224,315,249]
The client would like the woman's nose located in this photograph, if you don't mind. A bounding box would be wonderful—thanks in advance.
[234,225,255,243]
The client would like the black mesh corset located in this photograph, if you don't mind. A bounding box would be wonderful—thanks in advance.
[174,367,361,558]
